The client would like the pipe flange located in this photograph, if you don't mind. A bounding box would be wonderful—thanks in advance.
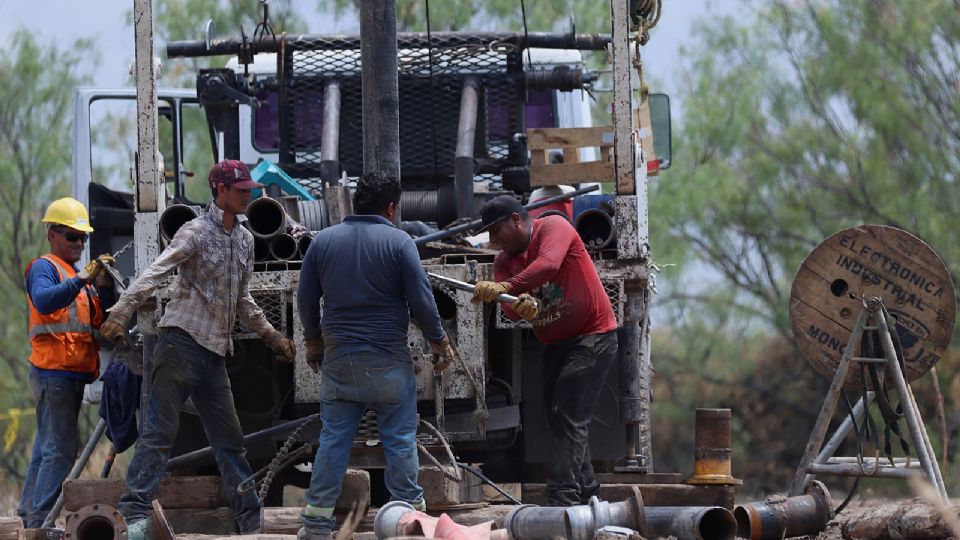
[374,500,416,540]
[64,504,127,540]
[805,480,836,520]
[628,486,646,536]
[150,500,175,540]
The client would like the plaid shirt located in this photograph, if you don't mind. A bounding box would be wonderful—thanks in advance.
[110,202,273,356]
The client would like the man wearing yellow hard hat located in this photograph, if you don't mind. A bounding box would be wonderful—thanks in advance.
[17,197,115,528]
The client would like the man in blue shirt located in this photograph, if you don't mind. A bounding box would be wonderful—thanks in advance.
[297,173,452,540]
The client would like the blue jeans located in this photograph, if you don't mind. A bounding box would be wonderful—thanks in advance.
[303,352,423,533]
[117,327,260,532]
[18,373,85,528]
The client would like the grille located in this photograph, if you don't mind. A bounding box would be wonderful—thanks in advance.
[233,290,285,338]
[278,34,525,190]
[496,277,625,330]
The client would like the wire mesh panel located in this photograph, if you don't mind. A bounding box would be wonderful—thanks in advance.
[495,276,625,329]
[233,290,285,339]
[278,34,525,190]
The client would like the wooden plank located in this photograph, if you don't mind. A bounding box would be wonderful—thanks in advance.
[526,126,614,149]
[261,506,370,536]
[562,146,581,164]
[530,161,614,186]
[635,101,657,174]
[522,483,735,510]
[165,508,236,535]
[63,476,227,512]
[529,149,547,165]
[0,517,22,540]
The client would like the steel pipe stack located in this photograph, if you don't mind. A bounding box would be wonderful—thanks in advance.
[245,196,326,263]
[159,204,200,244]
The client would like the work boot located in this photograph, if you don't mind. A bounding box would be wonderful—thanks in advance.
[297,526,333,540]
[126,519,154,540]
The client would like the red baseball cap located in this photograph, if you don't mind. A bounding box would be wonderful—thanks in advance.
[208,160,264,190]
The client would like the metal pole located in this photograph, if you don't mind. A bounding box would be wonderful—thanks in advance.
[42,420,108,528]
[320,81,342,186]
[133,0,161,213]
[454,78,479,219]
[168,414,320,468]
[361,0,400,181]
[801,393,872,490]
[412,185,599,246]
[788,307,869,496]
[876,313,949,502]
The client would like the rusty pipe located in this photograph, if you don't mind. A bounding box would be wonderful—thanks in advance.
[64,504,127,540]
[734,480,834,540]
[159,204,200,243]
[320,81,341,185]
[689,408,740,485]
[246,196,287,238]
[269,233,299,261]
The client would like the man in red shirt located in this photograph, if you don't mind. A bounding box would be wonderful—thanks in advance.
[472,195,618,506]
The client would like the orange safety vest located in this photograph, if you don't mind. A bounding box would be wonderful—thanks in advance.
[25,254,102,375]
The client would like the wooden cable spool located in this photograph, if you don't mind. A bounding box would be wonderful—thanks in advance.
[789,225,955,389]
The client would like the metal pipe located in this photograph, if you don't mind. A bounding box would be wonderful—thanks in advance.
[503,493,734,540]
[159,204,199,243]
[361,0,400,183]
[254,236,270,262]
[454,78,479,219]
[688,409,739,485]
[269,233,299,261]
[805,462,920,478]
[298,234,313,258]
[166,32,613,58]
[247,197,288,238]
[574,207,616,251]
[644,507,737,540]
[64,504,127,540]
[42,419,108,528]
[168,413,320,468]
[320,81,341,186]
[826,457,921,467]
[427,273,520,303]
[412,185,599,246]
[734,480,833,540]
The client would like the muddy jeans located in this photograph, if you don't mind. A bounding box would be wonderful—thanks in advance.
[18,373,85,528]
[542,330,618,506]
[117,327,260,532]
[302,351,423,534]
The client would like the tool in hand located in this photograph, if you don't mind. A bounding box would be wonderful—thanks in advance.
[427,273,520,303]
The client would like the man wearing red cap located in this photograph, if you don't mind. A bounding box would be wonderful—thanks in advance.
[101,160,295,535]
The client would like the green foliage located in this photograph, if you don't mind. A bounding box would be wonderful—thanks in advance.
[651,0,960,493]
[0,30,93,481]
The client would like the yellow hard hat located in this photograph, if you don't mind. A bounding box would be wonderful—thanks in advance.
[42,197,94,233]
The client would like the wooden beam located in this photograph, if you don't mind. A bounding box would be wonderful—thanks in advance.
[63,476,227,512]
[530,161,614,186]
[527,127,614,149]
[0,517,22,540]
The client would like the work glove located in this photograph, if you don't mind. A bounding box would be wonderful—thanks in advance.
[511,293,540,321]
[100,312,129,344]
[264,329,295,361]
[305,337,325,374]
[429,335,455,371]
[78,254,116,282]
[471,281,511,303]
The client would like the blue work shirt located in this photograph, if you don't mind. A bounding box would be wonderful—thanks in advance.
[26,259,97,382]
[297,215,445,361]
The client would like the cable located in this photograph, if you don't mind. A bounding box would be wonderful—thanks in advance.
[456,462,521,504]
[519,0,533,68]
[418,418,462,481]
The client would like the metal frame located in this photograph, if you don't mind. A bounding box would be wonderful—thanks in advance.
[789,297,948,502]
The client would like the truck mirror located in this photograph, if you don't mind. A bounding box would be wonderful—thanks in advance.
[648,93,671,170]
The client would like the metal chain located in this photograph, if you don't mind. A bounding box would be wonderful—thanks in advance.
[237,413,322,499]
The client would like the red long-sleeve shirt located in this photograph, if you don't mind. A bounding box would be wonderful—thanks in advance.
[494,215,617,344]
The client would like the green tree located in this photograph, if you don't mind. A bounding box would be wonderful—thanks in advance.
[0,30,94,482]
[650,0,960,491]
